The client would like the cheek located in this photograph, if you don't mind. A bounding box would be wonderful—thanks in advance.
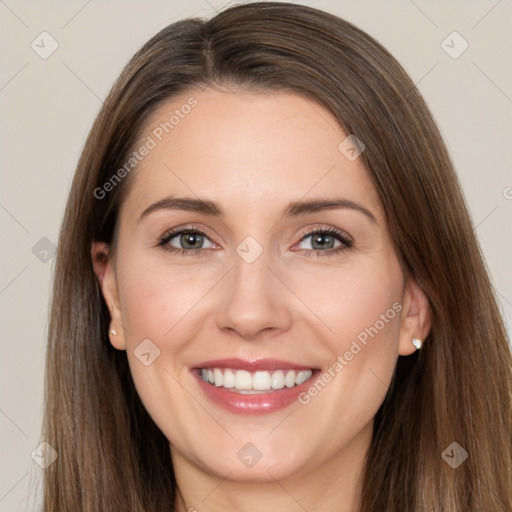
[290,252,404,356]
[289,252,404,420]
[114,257,210,442]
[116,255,211,342]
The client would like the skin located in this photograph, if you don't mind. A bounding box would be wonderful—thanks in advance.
[92,87,431,512]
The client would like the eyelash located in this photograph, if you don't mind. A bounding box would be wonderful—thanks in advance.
[156,226,353,258]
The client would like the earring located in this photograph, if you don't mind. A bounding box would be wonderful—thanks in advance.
[110,329,117,336]
[412,337,422,350]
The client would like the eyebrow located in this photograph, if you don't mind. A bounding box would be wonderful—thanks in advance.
[138,196,377,224]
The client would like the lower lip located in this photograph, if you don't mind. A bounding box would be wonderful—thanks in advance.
[192,369,320,415]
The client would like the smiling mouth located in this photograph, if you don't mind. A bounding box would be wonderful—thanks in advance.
[196,367,316,394]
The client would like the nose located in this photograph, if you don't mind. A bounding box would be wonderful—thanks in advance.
[215,245,293,341]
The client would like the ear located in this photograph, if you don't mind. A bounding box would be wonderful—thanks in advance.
[398,277,431,356]
[91,241,126,351]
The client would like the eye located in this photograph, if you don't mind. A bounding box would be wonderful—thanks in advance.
[158,228,216,255]
[295,228,353,257]
[156,226,353,257]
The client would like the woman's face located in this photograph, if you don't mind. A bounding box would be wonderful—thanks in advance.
[96,87,429,484]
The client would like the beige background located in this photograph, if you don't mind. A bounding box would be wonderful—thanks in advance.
[1,0,511,510]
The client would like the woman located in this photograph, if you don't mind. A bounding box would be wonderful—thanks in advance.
[42,2,512,511]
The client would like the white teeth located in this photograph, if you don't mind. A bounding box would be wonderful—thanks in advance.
[296,370,311,385]
[271,370,285,389]
[234,370,252,390]
[253,371,271,390]
[199,368,313,391]
[285,370,296,388]
[223,368,235,388]
[214,368,223,387]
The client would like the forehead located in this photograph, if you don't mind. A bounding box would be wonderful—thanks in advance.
[121,87,383,222]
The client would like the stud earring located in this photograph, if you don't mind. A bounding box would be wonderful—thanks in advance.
[412,337,422,350]
[110,329,117,336]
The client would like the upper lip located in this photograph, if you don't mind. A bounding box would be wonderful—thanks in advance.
[192,358,317,372]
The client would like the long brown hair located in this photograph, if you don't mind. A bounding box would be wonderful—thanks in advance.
[42,2,512,510]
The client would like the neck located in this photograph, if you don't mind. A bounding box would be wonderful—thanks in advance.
[171,420,373,512]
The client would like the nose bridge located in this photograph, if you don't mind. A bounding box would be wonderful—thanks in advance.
[232,240,271,292]
[215,235,292,339]
[229,236,277,306]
